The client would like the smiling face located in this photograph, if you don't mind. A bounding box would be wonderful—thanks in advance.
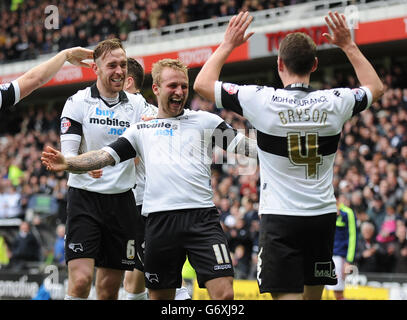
[153,66,189,118]
[94,47,127,97]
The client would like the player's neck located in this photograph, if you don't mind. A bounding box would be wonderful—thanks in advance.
[281,74,311,88]
[96,81,120,99]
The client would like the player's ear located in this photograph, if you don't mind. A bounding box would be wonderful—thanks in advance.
[124,76,134,91]
[311,57,318,73]
[92,61,98,75]
[152,82,159,96]
[277,56,284,72]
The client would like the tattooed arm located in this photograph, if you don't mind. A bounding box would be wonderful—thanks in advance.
[66,150,115,173]
[41,146,115,173]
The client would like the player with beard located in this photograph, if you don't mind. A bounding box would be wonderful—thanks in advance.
[59,39,155,300]
[42,58,258,300]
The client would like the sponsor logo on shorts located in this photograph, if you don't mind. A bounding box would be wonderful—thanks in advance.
[121,259,135,266]
[68,243,83,252]
[314,261,336,279]
[214,264,232,271]
[145,272,159,283]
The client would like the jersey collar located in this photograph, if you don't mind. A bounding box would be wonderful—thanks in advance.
[284,83,315,92]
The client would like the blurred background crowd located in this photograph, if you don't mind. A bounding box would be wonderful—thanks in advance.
[0,0,373,63]
[0,0,406,283]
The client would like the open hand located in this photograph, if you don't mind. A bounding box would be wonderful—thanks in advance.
[66,47,94,68]
[323,11,353,49]
[222,11,254,51]
[41,146,68,172]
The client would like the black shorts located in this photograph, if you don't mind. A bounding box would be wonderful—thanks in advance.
[144,206,234,289]
[65,187,144,271]
[133,205,146,272]
[257,213,337,294]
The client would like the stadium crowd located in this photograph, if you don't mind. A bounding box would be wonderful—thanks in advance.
[0,64,407,278]
[0,0,370,63]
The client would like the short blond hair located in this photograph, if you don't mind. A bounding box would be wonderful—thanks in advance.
[151,59,188,86]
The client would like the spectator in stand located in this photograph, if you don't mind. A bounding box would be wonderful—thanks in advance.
[53,224,65,266]
[326,196,357,300]
[367,194,386,232]
[1,183,22,219]
[227,217,253,279]
[391,221,407,273]
[8,220,41,270]
[354,221,385,273]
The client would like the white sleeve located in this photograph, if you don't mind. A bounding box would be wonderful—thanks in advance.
[61,95,84,123]
[11,80,20,104]
[61,138,81,157]
[214,81,273,126]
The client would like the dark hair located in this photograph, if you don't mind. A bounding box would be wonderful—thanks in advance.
[279,32,317,76]
[127,58,145,90]
[93,38,125,61]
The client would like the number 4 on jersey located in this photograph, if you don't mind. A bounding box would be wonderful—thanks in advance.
[287,132,322,179]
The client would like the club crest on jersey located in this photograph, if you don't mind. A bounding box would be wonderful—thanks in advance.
[352,88,365,101]
[0,83,11,91]
[222,83,239,95]
[61,117,71,134]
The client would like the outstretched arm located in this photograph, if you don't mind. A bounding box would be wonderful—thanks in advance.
[193,11,254,101]
[41,146,114,173]
[323,11,384,102]
[16,47,93,100]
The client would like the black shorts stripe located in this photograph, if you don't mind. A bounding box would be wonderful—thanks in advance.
[257,130,341,157]
[108,137,137,162]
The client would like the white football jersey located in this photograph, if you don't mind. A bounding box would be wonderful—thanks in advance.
[131,96,157,205]
[214,81,372,216]
[60,84,156,194]
[103,109,234,216]
[0,80,20,110]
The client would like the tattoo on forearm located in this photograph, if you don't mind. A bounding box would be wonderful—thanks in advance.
[66,150,114,173]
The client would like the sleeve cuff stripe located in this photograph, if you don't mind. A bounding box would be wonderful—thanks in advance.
[215,81,224,109]
[360,86,373,108]
[102,146,120,165]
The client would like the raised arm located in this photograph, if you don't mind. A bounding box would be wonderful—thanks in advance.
[41,146,114,173]
[16,47,93,100]
[193,11,254,101]
[323,11,384,102]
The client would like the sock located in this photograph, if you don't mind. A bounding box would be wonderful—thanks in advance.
[64,295,87,300]
[175,287,191,300]
[126,289,148,300]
